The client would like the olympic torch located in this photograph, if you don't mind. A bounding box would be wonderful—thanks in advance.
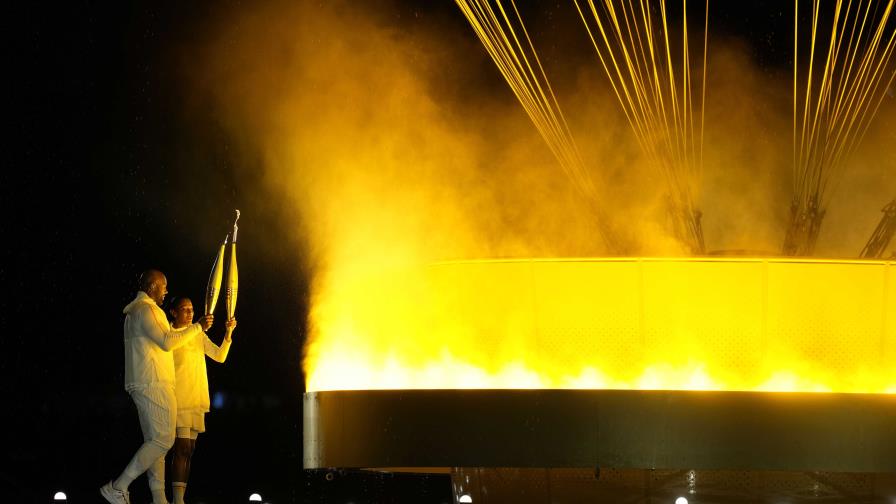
[205,235,227,317]
[225,209,240,320]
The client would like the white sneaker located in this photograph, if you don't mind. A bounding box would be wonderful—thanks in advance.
[100,481,131,504]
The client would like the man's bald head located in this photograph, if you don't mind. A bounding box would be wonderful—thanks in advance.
[138,269,168,305]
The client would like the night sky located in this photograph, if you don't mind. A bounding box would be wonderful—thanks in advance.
[5,1,878,503]
[10,2,308,502]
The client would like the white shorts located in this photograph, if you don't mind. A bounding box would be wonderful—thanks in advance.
[176,427,200,439]
[176,409,206,439]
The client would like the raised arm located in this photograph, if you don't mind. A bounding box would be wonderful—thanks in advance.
[139,304,209,351]
[205,318,236,363]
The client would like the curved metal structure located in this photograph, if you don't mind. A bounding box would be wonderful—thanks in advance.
[303,388,896,471]
[303,257,896,501]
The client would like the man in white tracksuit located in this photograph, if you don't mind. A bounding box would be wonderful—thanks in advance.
[101,270,213,504]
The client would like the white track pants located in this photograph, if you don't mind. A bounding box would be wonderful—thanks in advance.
[123,385,177,491]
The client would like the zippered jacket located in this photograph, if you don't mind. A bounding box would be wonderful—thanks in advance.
[173,330,232,413]
[122,291,203,391]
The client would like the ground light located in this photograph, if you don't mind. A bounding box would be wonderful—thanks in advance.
[248,493,262,502]
[458,495,473,503]
[52,492,66,501]
[675,497,689,504]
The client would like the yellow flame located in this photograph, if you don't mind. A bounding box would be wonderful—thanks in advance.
[305,258,895,394]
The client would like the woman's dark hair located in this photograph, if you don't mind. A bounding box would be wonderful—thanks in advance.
[165,296,193,320]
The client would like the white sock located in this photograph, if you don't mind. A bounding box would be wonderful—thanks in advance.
[172,482,187,504]
[151,488,168,504]
[112,464,141,492]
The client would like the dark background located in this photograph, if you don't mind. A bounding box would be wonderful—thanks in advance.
[5,1,812,502]
[8,2,308,502]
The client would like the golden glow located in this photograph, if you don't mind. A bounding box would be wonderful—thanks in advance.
[573,0,710,253]
[306,258,895,393]
[455,0,616,250]
[190,3,896,395]
[794,0,896,206]
[786,0,896,254]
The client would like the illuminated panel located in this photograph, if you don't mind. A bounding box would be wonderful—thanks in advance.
[533,261,642,388]
[638,260,765,390]
[887,264,895,391]
[765,261,887,392]
[305,258,895,393]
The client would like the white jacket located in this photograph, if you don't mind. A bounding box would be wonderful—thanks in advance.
[122,291,203,391]
[173,329,232,413]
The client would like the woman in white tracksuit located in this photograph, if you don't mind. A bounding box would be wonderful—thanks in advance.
[167,296,235,504]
